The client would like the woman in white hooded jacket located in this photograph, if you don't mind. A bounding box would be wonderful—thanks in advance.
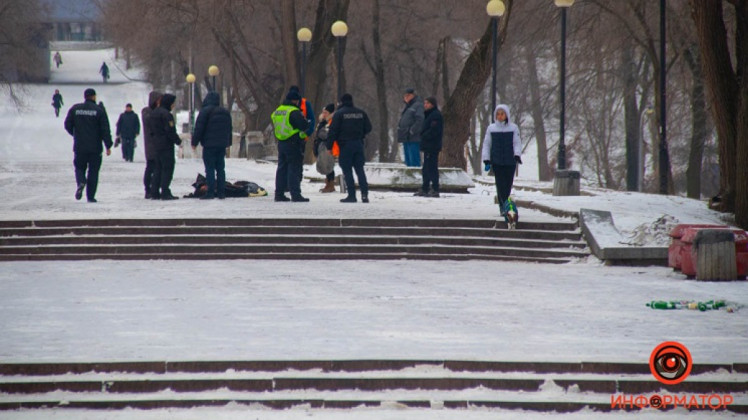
[481,104,522,214]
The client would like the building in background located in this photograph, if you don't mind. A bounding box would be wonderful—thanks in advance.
[42,0,104,42]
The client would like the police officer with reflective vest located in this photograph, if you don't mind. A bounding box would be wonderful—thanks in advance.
[327,93,372,203]
[64,88,113,203]
[272,90,310,202]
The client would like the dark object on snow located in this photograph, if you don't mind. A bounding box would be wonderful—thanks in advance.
[185,174,268,198]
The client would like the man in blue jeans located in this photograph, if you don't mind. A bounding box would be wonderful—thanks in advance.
[397,88,424,167]
[191,91,232,199]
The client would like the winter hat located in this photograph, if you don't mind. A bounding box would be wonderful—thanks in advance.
[286,91,301,101]
[339,93,353,106]
[160,93,176,110]
[404,87,415,94]
[324,103,335,113]
[289,85,300,93]
[84,88,96,98]
[425,97,438,108]
[126,103,133,108]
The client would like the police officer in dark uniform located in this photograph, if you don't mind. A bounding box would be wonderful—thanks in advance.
[64,88,113,203]
[271,91,310,202]
[147,93,182,200]
[327,93,372,203]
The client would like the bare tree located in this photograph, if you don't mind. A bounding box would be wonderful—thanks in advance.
[0,0,46,105]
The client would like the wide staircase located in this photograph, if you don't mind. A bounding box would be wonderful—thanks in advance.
[0,360,745,413]
[0,218,588,262]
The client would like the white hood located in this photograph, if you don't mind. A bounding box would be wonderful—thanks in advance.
[493,104,511,124]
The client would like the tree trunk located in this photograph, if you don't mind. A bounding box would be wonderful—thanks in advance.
[372,0,390,162]
[280,0,299,89]
[684,45,708,199]
[525,46,551,181]
[734,0,748,229]
[441,0,512,169]
[690,0,738,212]
[623,43,640,191]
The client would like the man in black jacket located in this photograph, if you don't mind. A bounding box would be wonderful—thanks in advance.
[271,91,309,202]
[327,93,372,203]
[64,88,112,203]
[116,103,140,162]
[416,96,444,197]
[141,91,161,198]
[146,93,181,200]
[191,91,232,199]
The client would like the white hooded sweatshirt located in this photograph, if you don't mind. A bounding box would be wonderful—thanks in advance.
[481,104,522,165]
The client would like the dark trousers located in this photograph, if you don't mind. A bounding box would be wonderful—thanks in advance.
[121,137,135,162]
[403,141,421,167]
[73,152,102,201]
[421,151,440,192]
[143,159,155,194]
[54,106,61,117]
[326,171,335,182]
[492,163,517,208]
[203,147,226,198]
[275,137,303,198]
[339,140,368,198]
[151,148,175,197]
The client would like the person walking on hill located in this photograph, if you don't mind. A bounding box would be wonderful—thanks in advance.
[191,91,233,200]
[397,88,424,167]
[328,93,372,203]
[52,89,64,117]
[99,62,110,83]
[482,104,522,215]
[314,103,337,193]
[115,103,140,162]
[53,51,63,68]
[146,93,181,200]
[415,96,443,197]
[271,90,309,202]
[141,91,161,199]
[63,88,113,203]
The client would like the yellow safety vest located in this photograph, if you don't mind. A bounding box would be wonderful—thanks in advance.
[271,105,306,141]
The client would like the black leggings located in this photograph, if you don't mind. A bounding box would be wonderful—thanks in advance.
[492,164,516,207]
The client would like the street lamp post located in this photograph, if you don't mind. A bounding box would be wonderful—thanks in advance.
[486,0,505,116]
[185,73,196,136]
[331,20,348,100]
[658,0,669,194]
[297,27,312,96]
[208,65,219,93]
[555,0,573,171]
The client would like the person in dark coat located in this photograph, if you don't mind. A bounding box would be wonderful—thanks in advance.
[146,93,181,200]
[53,51,63,68]
[482,104,522,215]
[327,93,372,203]
[116,103,141,162]
[271,90,309,202]
[415,96,443,197]
[191,91,232,199]
[52,89,63,117]
[99,62,110,83]
[141,91,161,198]
[63,88,113,203]
[313,103,336,193]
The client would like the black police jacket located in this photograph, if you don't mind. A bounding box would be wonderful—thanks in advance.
[64,99,113,154]
[327,104,372,148]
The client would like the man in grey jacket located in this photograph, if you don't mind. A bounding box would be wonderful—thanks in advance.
[397,88,424,167]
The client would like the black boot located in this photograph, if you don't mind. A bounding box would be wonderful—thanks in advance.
[361,194,369,203]
[291,195,310,202]
[340,195,357,203]
[274,195,291,202]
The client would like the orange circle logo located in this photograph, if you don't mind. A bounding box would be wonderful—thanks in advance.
[649,341,692,385]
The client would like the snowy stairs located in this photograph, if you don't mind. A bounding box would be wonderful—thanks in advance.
[0,218,588,262]
[0,360,746,413]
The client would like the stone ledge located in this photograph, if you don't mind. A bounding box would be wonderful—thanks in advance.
[305,163,475,193]
[580,209,667,266]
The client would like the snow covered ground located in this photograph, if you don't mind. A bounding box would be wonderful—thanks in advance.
[0,45,746,419]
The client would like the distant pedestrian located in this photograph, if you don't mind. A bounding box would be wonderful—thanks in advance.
[314,103,337,193]
[141,91,162,199]
[482,104,522,215]
[52,89,63,117]
[53,51,63,68]
[271,90,309,202]
[146,93,181,200]
[99,62,110,83]
[415,96,443,197]
[63,88,113,203]
[191,91,232,200]
[397,87,424,167]
[116,103,140,162]
[328,93,372,203]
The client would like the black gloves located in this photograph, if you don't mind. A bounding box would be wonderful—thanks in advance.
[514,155,522,164]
